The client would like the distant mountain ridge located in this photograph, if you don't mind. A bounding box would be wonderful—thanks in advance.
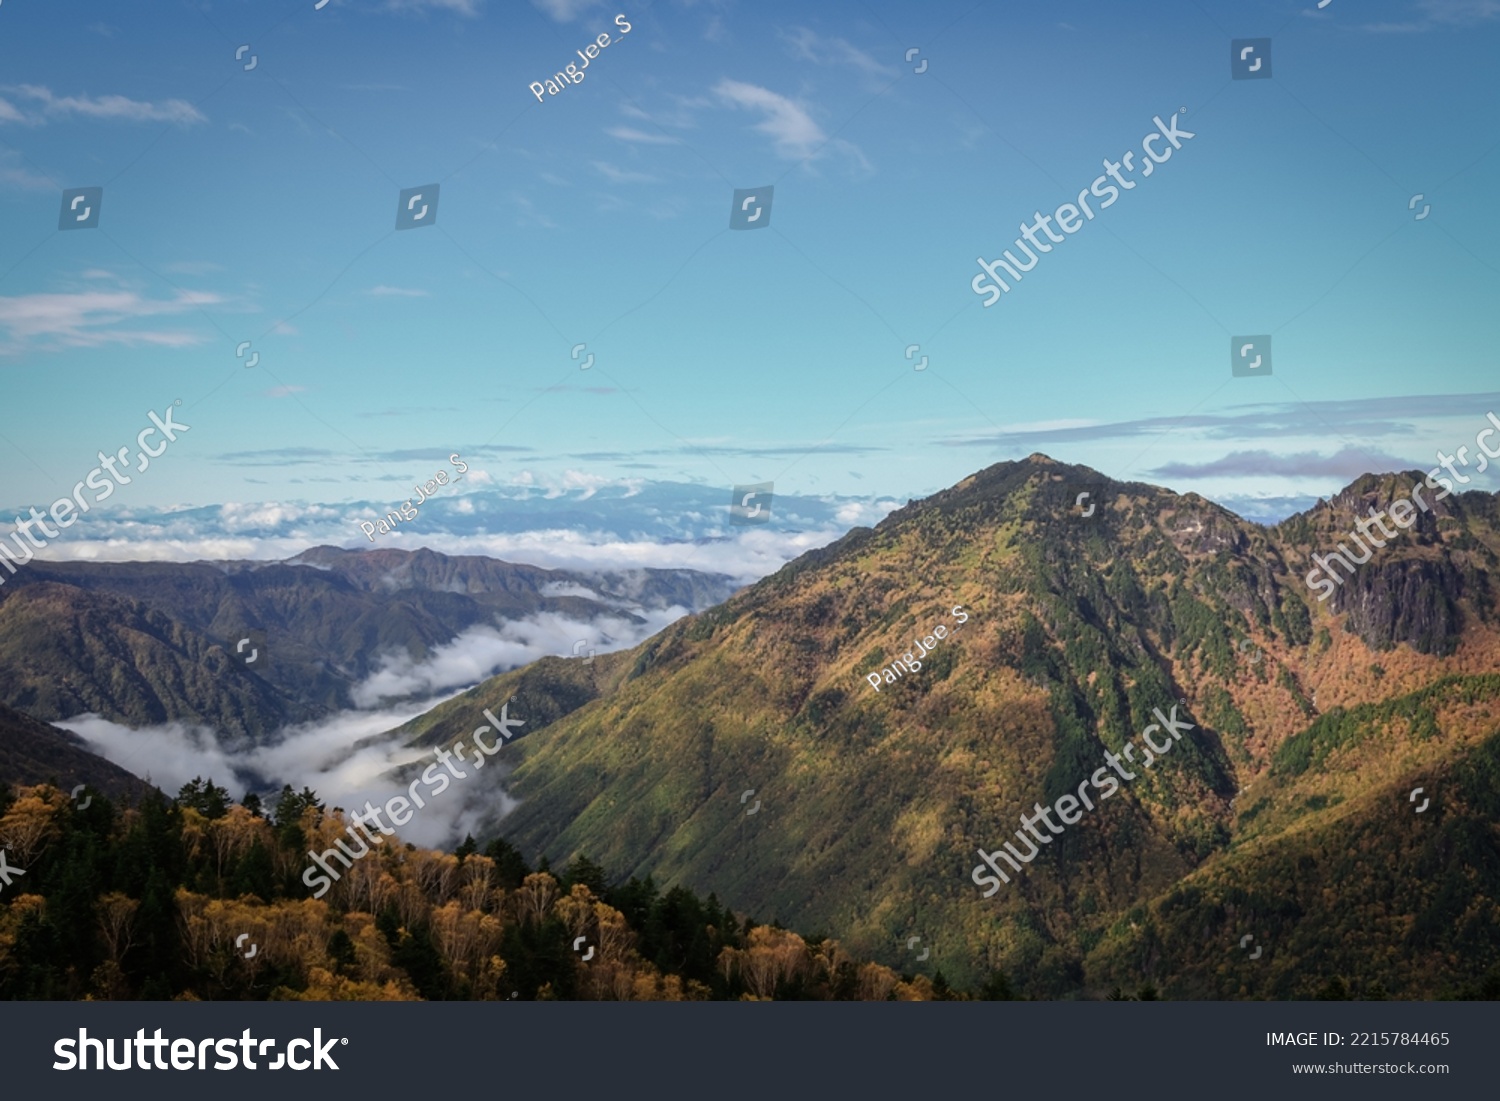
[0,547,738,738]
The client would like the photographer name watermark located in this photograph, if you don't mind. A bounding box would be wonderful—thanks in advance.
[865,605,968,692]
[355,453,467,542]
[529,13,632,103]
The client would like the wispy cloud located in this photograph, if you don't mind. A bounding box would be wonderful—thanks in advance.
[356,404,470,419]
[531,0,602,22]
[713,79,826,159]
[713,78,869,172]
[619,98,706,131]
[0,149,53,191]
[0,288,222,352]
[1361,0,1500,31]
[163,261,226,276]
[944,392,1500,449]
[605,126,679,145]
[1421,0,1500,23]
[384,0,483,15]
[352,610,686,707]
[367,284,430,297]
[0,84,207,126]
[61,598,710,849]
[1149,446,1415,481]
[780,26,896,85]
[592,160,656,183]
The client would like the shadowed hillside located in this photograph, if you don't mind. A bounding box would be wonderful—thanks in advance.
[0,548,737,738]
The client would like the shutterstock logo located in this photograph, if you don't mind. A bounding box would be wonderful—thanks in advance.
[396,184,439,230]
[973,112,1195,307]
[54,1028,343,1071]
[1232,335,1272,377]
[1231,38,1273,80]
[0,846,25,892]
[59,186,103,230]
[730,482,774,524]
[972,705,1197,895]
[730,186,773,230]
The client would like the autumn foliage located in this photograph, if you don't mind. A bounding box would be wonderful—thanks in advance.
[0,780,971,1001]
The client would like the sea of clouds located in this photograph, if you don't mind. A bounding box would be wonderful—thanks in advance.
[57,602,699,849]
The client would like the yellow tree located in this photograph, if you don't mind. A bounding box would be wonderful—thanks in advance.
[0,787,66,865]
[97,892,139,963]
[513,872,559,927]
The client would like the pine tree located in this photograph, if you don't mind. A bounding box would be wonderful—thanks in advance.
[327,929,357,974]
[562,853,607,895]
[1316,976,1351,1000]
[978,970,1016,1000]
[177,777,230,819]
[482,837,530,889]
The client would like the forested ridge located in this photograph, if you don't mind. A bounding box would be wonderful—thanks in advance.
[0,779,1012,1001]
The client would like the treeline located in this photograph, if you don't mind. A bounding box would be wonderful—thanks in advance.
[0,780,1011,1001]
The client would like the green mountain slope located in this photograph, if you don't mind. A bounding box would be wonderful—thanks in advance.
[403,455,1500,995]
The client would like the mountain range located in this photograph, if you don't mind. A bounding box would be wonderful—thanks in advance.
[389,455,1500,997]
[0,547,737,739]
[3,456,1498,998]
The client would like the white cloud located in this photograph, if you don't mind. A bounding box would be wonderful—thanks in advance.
[511,468,642,499]
[216,501,344,531]
[605,126,679,144]
[531,0,603,21]
[0,84,207,126]
[384,0,483,14]
[163,261,226,276]
[1421,0,1500,23]
[368,284,430,297]
[834,498,899,526]
[617,98,706,131]
[60,694,489,850]
[0,150,54,191]
[713,78,870,172]
[352,607,688,707]
[1362,0,1500,31]
[780,27,895,83]
[592,160,657,183]
[58,601,713,849]
[714,79,826,160]
[0,288,222,351]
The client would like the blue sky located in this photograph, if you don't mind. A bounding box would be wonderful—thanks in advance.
[2,0,1498,573]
